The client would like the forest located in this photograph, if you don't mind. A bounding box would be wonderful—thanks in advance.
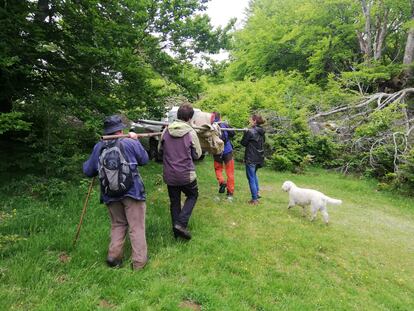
[1,0,414,192]
[1,1,414,309]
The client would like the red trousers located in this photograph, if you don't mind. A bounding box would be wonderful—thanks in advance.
[214,153,235,194]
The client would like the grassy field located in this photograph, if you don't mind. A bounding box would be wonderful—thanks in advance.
[1,158,414,310]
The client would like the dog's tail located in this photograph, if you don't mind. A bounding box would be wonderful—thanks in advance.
[324,196,342,206]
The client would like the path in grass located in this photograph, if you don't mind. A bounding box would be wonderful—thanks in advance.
[0,158,413,310]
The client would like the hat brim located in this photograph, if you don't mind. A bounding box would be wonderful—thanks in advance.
[103,123,127,135]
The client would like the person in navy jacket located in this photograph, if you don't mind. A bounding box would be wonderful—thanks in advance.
[83,115,149,270]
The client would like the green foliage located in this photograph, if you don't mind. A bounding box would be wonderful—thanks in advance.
[226,0,361,82]
[0,112,31,135]
[268,131,338,172]
[355,103,404,138]
[341,63,403,94]
[197,72,353,127]
[398,149,414,191]
[0,174,69,202]
[270,154,295,172]
[226,0,410,88]
[0,0,230,178]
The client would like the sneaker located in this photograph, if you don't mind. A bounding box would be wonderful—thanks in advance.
[226,192,233,201]
[219,183,227,193]
[248,199,259,205]
[106,256,122,268]
[173,224,192,240]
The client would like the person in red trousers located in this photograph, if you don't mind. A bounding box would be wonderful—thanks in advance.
[212,112,235,200]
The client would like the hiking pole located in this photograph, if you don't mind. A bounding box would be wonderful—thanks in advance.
[73,176,95,248]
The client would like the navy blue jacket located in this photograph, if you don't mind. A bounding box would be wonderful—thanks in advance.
[219,122,235,155]
[83,138,149,203]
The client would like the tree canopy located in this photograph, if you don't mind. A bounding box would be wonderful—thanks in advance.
[0,0,229,175]
[225,0,413,87]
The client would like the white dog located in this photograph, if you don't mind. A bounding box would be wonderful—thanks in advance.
[281,181,342,224]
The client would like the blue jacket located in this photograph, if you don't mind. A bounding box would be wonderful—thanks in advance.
[219,122,235,155]
[83,138,149,203]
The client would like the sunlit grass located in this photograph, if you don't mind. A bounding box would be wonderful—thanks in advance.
[1,158,413,310]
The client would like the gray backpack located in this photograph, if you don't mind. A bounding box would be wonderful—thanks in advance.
[98,139,133,197]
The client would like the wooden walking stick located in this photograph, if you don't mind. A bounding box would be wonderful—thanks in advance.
[73,176,96,248]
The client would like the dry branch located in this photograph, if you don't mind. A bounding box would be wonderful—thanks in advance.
[310,88,414,174]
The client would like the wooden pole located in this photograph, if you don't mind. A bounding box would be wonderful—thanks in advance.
[134,119,247,132]
[101,132,163,140]
[73,176,95,248]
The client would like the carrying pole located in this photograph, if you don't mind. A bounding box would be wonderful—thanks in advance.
[101,132,163,140]
[73,176,95,248]
[134,119,247,132]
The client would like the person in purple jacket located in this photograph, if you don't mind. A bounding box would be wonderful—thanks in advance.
[158,104,202,240]
[83,115,149,270]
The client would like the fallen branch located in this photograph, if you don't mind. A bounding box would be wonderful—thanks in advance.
[310,88,414,122]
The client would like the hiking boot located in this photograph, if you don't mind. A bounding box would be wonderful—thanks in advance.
[173,224,192,240]
[106,256,122,268]
[219,183,227,194]
[248,199,259,205]
[172,227,180,239]
[131,260,147,271]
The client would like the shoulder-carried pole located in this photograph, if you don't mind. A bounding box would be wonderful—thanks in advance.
[134,119,247,132]
[101,132,163,140]
[73,176,95,248]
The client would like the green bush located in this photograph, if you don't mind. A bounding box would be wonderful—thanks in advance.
[268,130,339,172]
[399,149,414,191]
[270,154,293,171]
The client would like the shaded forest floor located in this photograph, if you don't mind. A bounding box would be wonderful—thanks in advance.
[1,158,414,310]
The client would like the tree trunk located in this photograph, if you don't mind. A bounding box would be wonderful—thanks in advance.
[34,0,49,22]
[403,1,414,82]
[373,5,388,60]
[403,28,414,66]
[358,0,372,62]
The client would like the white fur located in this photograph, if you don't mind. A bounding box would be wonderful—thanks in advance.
[281,181,342,224]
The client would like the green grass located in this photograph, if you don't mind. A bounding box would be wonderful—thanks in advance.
[1,158,414,310]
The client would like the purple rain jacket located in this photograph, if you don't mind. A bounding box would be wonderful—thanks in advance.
[158,120,202,186]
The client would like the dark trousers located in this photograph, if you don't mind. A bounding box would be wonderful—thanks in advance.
[167,180,198,228]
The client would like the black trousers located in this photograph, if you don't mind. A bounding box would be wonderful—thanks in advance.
[167,180,198,228]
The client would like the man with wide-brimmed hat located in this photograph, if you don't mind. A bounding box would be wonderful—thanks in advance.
[83,115,149,270]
